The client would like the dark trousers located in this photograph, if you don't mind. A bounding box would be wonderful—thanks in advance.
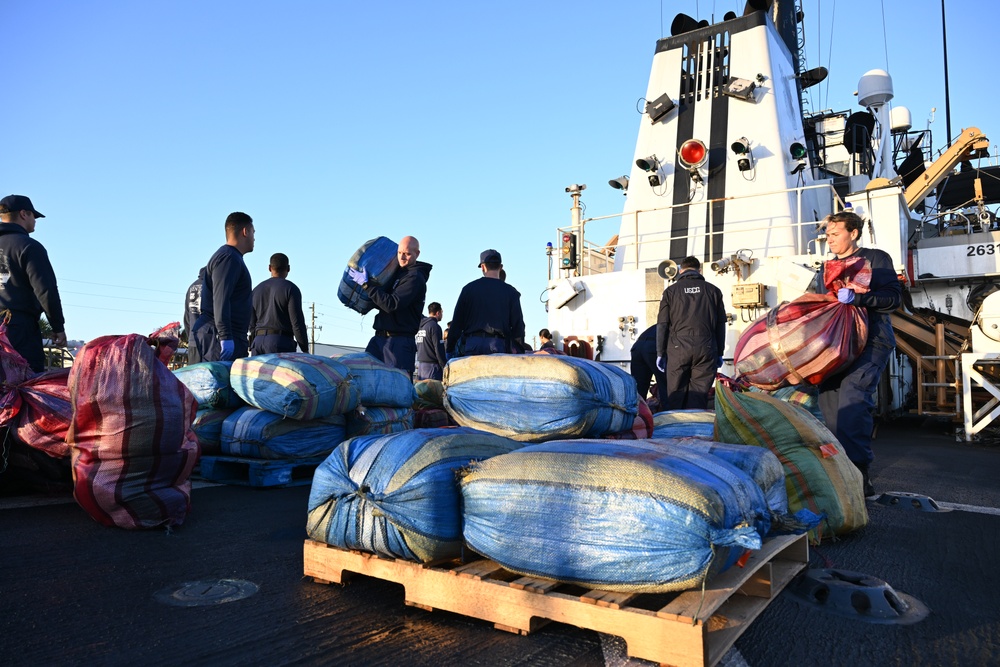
[666,348,715,410]
[457,335,508,357]
[416,361,443,381]
[6,314,44,372]
[190,315,249,363]
[630,337,666,406]
[251,334,297,355]
[366,334,416,376]
[819,338,893,466]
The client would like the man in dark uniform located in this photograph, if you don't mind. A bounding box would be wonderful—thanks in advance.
[415,301,447,380]
[183,267,205,360]
[0,195,67,372]
[190,212,255,362]
[447,249,526,358]
[817,210,903,497]
[348,235,430,376]
[630,324,666,407]
[656,256,726,410]
[249,252,309,355]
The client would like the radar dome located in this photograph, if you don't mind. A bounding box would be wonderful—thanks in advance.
[858,69,894,107]
[890,106,912,132]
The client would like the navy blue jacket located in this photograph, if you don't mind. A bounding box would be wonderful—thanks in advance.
[200,245,252,344]
[447,277,526,354]
[365,261,431,336]
[656,271,726,358]
[249,276,310,352]
[416,316,447,367]
[0,223,65,332]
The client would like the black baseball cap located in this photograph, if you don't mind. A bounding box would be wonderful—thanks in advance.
[479,249,502,266]
[0,195,44,218]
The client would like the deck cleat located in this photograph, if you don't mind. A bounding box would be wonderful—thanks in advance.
[789,568,930,625]
[875,491,952,512]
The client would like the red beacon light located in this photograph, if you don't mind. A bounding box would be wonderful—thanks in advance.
[678,139,708,169]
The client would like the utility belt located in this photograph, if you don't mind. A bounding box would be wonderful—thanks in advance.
[255,328,292,337]
[375,330,413,338]
[467,331,506,339]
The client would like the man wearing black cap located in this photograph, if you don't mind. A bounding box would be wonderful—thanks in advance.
[447,249,526,358]
[0,195,67,372]
[248,252,309,355]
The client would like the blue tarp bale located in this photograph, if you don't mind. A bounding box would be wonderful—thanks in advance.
[346,406,413,436]
[230,353,359,420]
[443,354,638,442]
[651,409,715,439]
[338,237,399,315]
[307,427,521,562]
[173,361,244,409]
[333,352,416,408]
[191,406,239,455]
[647,437,789,515]
[220,406,346,459]
[460,439,765,592]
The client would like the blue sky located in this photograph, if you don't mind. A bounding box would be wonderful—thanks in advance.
[4,0,996,350]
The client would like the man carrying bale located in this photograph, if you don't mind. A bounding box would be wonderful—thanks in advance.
[656,256,726,410]
[348,236,430,376]
[447,249,526,358]
[249,253,309,355]
[817,210,902,498]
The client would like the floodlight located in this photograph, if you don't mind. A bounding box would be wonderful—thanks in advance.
[731,137,751,154]
[789,142,807,159]
[636,155,659,172]
[608,175,629,192]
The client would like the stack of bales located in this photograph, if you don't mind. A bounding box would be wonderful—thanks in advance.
[333,353,415,436]
[305,352,807,596]
[651,409,716,439]
[223,353,359,460]
[173,361,246,455]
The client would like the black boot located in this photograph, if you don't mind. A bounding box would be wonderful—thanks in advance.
[856,463,876,498]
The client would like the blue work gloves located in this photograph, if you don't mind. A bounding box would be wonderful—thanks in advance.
[716,356,724,368]
[219,339,234,361]
[656,356,665,373]
[348,267,368,286]
[837,287,855,304]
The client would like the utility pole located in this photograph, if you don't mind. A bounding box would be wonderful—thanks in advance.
[309,302,322,354]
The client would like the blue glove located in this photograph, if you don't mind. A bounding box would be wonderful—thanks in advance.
[837,288,855,304]
[656,356,665,373]
[716,356,724,368]
[348,267,368,286]
[219,339,234,361]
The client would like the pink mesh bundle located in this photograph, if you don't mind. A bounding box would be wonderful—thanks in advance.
[14,369,72,458]
[69,333,199,529]
[734,256,870,390]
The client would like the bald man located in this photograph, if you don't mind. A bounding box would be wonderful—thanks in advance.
[348,235,431,375]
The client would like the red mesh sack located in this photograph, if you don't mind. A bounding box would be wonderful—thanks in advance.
[734,256,870,390]
[69,333,199,529]
[0,318,37,425]
[14,369,72,458]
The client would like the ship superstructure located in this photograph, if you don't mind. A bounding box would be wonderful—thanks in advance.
[546,0,1000,439]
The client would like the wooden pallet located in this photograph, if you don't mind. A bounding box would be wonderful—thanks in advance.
[199,455,323,488]
[304,534,808,666]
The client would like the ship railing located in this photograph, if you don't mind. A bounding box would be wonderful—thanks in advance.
[556,182,842,277]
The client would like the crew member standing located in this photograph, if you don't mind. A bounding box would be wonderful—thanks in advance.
[348,235,430,375]
[249,252,309,355]
[190,212,255,362]
[656,256,726,410]
[818,210,902,497]
[0,195,67,372]
[183,267,205,359]
[415,302,447,380]
[447,249,526,358]
[630,324,666,407]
